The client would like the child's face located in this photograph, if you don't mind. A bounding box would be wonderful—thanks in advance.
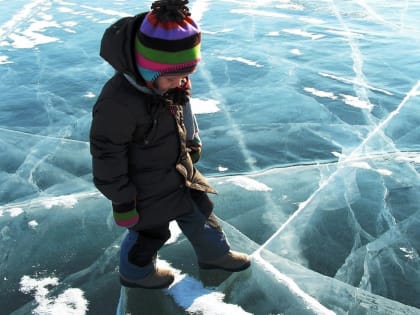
[155,74,188,93]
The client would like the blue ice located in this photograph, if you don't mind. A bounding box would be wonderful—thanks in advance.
[1,0,419,314]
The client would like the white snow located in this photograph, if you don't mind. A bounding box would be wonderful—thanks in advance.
[20,276,89,315]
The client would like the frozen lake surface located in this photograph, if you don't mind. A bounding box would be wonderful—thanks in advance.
[1,0,419,314]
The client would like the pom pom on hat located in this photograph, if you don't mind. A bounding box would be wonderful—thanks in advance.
[135,0,201,84]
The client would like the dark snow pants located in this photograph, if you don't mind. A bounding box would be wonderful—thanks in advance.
[119,199,230,279]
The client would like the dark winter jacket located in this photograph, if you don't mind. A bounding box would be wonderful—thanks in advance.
[89,13,216,230]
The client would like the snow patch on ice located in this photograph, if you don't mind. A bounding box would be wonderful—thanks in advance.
[9,207,24,217]
[340,94,374,110]
[291,48,303,55]
[331,151,342,158]
[376,168,393,176]
[190,0,209,22]
[164,261,252,315]
[218,165,229,172]
[283,28,325,40]
[0,55,13,64]
[28,220,39,229]
[41,195,78,209]
[218,56,264,68]
[0,207,24,217]
[225,176,272,192]
[8,17,61,49]
[83,91,96,98]
[20,275,88,315]
[304,87,338,99]
[167,221,183,245]
[191,98,220,114]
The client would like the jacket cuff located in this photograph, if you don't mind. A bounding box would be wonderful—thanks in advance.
[112,201,138,227]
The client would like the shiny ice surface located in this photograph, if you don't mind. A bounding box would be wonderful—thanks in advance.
[1,0,419,314]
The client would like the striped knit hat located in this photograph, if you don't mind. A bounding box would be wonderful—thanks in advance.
[135,0,201,85]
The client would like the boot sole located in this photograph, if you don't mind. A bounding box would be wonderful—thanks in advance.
[119,276,174,289]
[198,260,251,272]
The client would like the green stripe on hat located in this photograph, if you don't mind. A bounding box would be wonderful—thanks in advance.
[135,38,200,64]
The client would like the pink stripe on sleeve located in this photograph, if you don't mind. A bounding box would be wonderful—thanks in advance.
[115,216,139,227]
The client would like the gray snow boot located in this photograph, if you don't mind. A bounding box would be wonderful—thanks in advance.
[198,250,251,272]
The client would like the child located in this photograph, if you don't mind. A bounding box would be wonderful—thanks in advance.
[89,0,250,289]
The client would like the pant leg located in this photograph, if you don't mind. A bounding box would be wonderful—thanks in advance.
[177,200,230,261]
[128,225,171,266]
[119,226,170,279]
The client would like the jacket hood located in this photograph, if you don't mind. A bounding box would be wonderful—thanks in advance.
[100,13,147,82]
